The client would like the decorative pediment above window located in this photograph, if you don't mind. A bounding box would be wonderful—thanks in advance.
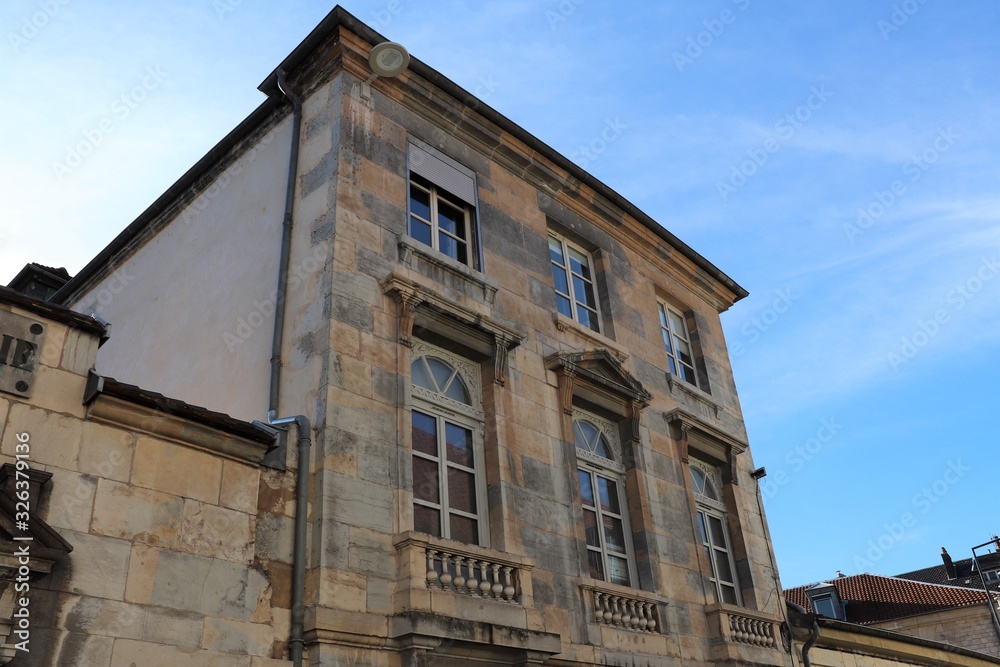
[546,349,651,445]
[547,349,651,411]
[664,408,748,485]
[382,274,525,385]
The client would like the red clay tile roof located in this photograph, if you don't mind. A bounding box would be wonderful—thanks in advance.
[785,573,992,625]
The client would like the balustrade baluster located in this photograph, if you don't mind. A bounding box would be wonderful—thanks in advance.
[502,566,515,600]
[620,599,632,627]
[479,561,491,596]
[426,549,439,587]
[594,592,606,623]
[440,552,454,589]
[490,563,503,598]
[465,559,478,594]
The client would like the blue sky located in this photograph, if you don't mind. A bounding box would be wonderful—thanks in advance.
[3,1,999,588]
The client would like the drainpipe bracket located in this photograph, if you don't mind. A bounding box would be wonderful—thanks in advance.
[261,428,288,470]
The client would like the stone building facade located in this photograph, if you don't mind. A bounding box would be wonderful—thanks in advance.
[43,7,791,665]
[7,6,1000,667]
[4,5,819,667]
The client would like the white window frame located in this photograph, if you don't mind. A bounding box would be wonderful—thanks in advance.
[573,409,637,587]
[408,174,474,266]
[549,233,602,333]
[690,459,741,605]
[658,302,697,387]
[409,341,489,547]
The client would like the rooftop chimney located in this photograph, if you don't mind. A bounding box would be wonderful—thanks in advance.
[993,534,1000,552]
[942,547,956,579]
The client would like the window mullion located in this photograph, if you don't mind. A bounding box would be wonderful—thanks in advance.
[437,415,450,539]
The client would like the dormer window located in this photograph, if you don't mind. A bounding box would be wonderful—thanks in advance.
[805,582,845,620]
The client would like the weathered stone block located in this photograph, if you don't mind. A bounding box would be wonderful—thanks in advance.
[203,617,274,656]
[110,638,252,667]
[221,459,260,514]
[59,530,131,601]
[323,472,393,533]
[131,436,222,504]
[142,606,205,647]
[43,469,97,533]
[179,499,253,562]
[49,631,115,667]
[1,403,82,470]
[78,420,134,483]
[29,364,89,417]
[147,549,268,620]
[90,478,184,546]
[61,327,99,375]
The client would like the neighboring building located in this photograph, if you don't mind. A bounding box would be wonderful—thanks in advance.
[898,544,1000,594]
[0,287,294,665]
[786,573,1000,658]
[5,265,69,302]
[786,603,1000,667]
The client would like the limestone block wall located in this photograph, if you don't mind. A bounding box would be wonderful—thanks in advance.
[874,604,1000,658]
[0,301,293,667]
[289,33,783,663]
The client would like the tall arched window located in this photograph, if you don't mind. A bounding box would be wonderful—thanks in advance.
[574,409,635,587]
[410,342,486,546]
[690,460,741,605]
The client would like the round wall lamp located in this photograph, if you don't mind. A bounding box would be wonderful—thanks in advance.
[368,42,410,78]
[362,42,409,101]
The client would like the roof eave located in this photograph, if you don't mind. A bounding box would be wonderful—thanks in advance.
[259,5,748,306]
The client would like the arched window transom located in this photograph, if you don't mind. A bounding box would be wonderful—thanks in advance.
[690,458,740,605]
[409,341,486,546]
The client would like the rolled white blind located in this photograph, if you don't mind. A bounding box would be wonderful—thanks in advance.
[408,144,477,206]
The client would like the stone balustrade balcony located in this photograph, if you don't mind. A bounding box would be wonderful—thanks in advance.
[580,582,662,633]
[393,532,537,630]
[706,602,788,666]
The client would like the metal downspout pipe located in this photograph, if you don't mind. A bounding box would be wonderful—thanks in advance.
[801,616,820,667]
[268,68,309,667]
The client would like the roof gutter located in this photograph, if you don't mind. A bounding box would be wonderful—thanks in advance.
[265,69,311,667]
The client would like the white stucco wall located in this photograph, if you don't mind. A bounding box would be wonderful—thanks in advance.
[72,118,293,421]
